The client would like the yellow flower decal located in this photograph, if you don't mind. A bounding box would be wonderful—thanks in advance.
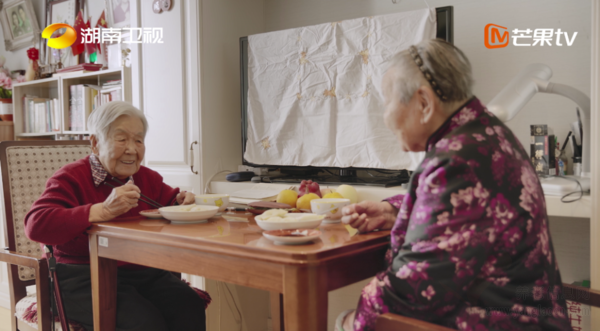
[359,49,369,64]
[323,87,336,97]
[215,198,223,207]
[261,137,271,150]
[300,51,308,65]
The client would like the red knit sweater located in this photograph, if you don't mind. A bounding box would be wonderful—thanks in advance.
[24,156,180,265]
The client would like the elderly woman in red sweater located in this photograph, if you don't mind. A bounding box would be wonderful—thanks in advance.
[25,101,206,331]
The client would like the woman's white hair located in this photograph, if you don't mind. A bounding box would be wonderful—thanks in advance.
[388,38,474,105]
[87,101,148,141]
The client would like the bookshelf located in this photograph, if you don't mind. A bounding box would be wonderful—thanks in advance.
[11,68,131,140]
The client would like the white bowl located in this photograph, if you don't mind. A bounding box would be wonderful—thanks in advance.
[159,205,219,224]
[310,198,351,222]
[255,213,325,231]
[195,194,230,212]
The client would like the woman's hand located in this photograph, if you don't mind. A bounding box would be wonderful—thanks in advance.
[89,180,141,223]
[341,201,398,233]
[176,191,196,205]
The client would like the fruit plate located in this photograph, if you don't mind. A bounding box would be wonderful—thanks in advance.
[262,229,322,245]
[139,209,163,219]
[158,205,219,224]
[255,213,324,231]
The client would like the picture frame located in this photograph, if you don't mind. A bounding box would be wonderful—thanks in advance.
[44,0,80,68]
[0,0,41,51]
[105,0,130,29]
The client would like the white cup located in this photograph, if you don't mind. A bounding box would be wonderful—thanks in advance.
[195,194,230,212]
[310,198,351,220]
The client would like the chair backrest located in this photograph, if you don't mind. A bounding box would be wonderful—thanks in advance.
[0,141,91,281]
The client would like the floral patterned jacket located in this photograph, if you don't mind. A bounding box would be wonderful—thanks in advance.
[353,97,571,331]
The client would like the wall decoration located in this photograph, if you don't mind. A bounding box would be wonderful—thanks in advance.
[0,0,41,51]
[106,0,130,29]
[45,0,80,68]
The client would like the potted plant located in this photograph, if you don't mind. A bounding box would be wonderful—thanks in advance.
[0,71,14,122]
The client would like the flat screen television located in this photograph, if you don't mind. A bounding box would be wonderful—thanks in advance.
[240,7,453,187]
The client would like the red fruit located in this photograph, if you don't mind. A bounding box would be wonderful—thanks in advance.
[298,180,322,198]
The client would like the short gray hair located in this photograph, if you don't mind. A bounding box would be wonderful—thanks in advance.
[87,101,148,141]
[389,39,473,104]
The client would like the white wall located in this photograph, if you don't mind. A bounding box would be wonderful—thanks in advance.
[199,2,268,330]
[199,0,265,187]
[263,0,591,158]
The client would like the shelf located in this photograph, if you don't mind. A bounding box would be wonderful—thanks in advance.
[57,68,123,80]
[61,131,90,135]
[17,132,58,137]
[12,77,59,88]
[11,68,131,140]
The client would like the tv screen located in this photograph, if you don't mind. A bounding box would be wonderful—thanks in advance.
[240,7,453,187]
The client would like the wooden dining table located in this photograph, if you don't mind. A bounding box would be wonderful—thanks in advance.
[88,212,390,331]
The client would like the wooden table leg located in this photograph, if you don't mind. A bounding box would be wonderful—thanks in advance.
[90,234,118,331]
[282,264,328,331]
[270,291,284,331]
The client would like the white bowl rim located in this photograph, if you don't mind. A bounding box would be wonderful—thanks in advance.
[160,205,219,212]
[255,213,325,223]
[311,198,351,203]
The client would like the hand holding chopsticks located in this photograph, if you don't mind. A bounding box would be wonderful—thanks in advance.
[109,177,164,209]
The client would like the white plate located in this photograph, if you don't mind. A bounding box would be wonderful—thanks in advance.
[262,229,322,245]
[255,213,324,231]
[139,209,163,219]
[159,205,219,224]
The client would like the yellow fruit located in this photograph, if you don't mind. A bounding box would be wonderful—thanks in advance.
[276,189,298,208]
[323,192,344,199]
[321,188,333,196]
[336,185,358,204]
[297,193,320,210]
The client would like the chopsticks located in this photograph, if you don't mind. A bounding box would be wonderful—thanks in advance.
[102,181,164,209]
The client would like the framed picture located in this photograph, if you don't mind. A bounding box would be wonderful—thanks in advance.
[45,0,80,68]
[0,0,41,51]
[106,0,130,29]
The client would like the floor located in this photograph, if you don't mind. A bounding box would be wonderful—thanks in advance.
[0,306,12,331]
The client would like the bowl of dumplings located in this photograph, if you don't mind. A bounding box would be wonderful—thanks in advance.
[254,209,325,231]
[158,205,220,224]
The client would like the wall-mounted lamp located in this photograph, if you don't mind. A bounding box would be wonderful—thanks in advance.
[488,63,590,177]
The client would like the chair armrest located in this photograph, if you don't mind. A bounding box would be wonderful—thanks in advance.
[0,250,44,269]
[563,283,600,308]
[375,313,456,331]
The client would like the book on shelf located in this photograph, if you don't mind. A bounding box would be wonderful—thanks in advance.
[21,95,60,134]
[69,84,98,131]
[84,81,122,110]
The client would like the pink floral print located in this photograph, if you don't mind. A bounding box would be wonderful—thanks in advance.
[356,98,570,331]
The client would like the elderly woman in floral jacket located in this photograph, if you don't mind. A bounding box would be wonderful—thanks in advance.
[338,39,571,331]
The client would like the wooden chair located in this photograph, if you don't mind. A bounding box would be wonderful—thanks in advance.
[0,140,92,331]
[375,283,600,331]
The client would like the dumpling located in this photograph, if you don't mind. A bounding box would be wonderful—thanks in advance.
[189,205,205,212]
[178,205,194,212]
[263,209,288,218]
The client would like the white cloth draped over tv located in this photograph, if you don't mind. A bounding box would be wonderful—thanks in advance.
[245,8,436,170]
